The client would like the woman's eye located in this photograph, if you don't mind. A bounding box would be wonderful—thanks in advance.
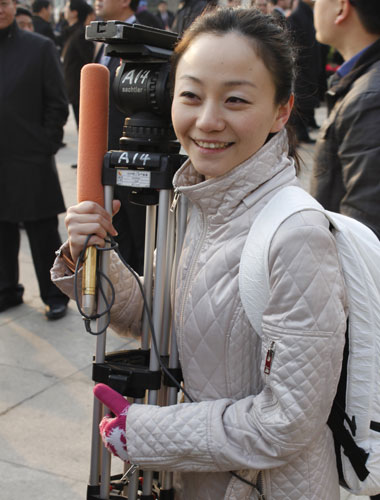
[180,91,198,100]
[227,96,249,104]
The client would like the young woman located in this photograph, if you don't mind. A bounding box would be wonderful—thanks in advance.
[52,8,347,499]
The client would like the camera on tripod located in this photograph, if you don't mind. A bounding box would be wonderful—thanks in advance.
[86,21,186,205]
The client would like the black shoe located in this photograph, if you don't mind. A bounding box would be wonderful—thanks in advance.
[0,294,23,313]
[71,164,77,169]
[45,303,68,320]
[307,117,320,130]
[0,285,24,313]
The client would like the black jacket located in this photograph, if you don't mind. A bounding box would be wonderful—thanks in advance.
[171,0,209,35]
[0,23,69,222]
[32,15,57,44]
[155,9,175,30]
[287,0,321,111]
[62,23,94,105]
[310,38,380,238]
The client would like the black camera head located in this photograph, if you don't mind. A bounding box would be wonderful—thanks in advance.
[86,21,179,61]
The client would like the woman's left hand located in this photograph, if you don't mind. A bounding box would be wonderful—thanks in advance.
[93,383,131,462]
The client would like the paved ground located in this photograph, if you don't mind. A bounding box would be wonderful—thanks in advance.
[0,107,367,499]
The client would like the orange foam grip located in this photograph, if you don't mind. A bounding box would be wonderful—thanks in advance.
[77,63,110,206]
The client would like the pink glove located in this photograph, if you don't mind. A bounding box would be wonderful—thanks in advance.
[93,383,131,462]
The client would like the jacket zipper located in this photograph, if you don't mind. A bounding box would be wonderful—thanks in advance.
[177,206,208,374]
[264,341,276,375]
[170,188,180,213]
[256,471,266,499]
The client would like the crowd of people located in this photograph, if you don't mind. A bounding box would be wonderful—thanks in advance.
[1,0,380,497]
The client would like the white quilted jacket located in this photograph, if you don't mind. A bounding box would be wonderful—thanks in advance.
[52,130,347,499]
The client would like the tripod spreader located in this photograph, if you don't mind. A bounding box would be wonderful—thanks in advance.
[92,349,183,400]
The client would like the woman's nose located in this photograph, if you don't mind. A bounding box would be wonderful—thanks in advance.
[196,102,225,132]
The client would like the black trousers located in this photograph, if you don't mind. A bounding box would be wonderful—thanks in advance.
[0,216,69,306]
[72,102,80,129]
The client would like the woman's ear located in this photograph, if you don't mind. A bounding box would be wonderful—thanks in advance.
[270,93,294,133]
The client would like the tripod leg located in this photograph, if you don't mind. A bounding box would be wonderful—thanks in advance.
[141,189,172,498]
[147,189,171,402]
[168,194,188,406]
[127,205,158,500]
[161,195,188,499]
[88,185,114,499]
[141,205,157,352]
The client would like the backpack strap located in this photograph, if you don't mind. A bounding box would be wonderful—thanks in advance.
[239,185,325,337]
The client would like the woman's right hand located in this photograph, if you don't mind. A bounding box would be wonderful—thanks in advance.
[64,200,121,265]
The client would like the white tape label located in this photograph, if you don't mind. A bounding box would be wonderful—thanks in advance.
[116,170,151,188]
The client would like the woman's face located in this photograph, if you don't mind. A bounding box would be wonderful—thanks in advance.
[171,32,292,179]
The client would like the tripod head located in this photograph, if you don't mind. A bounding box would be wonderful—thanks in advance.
[86,21,185,205]
[87,21,180,151]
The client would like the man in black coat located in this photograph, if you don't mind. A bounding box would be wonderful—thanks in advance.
[0,0,70,319]
[31,0,57,44]
[171,0,210,35]
[155,0,175,30]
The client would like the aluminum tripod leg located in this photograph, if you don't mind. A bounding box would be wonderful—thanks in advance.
[161,194,189,497]
[127,204,157,500]
[141,189,172,497]
[87,187,186,499]
[88,185,114,499]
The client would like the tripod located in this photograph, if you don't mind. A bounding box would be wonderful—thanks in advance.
[84,142,187,500]
[79,21,188,499]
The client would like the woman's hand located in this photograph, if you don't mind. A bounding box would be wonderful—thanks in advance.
[64,200,121,265]
[94,383,131,462]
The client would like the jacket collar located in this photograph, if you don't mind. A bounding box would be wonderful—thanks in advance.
[173,129,295,221]
[0,20,18,41]
[326,37,380,111]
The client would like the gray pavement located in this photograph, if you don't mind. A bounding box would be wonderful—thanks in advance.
[0,108,365,499]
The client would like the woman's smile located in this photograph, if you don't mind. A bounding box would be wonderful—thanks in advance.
[192,138,234,152]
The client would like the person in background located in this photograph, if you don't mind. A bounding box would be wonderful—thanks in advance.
[52,8,347,499]
[310,0,380,248]
[15,5,34,31]
[0,0,69,319]
[54,8,69,48]
[171,0,213,35]
[155,0,174,30]
[227,0,242,7]
[267,0,290,18]
[287,0,321,143]
[62,0,95,130]
[251,0,268,14]
[31,0,56,43]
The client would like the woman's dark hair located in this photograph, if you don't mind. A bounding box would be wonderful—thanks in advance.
[172,8,295,106]
[69,0,93,24]
[171,7,301,170]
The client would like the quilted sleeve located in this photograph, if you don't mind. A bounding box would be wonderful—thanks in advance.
[51,242,144,338]
[125,211,347,472]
